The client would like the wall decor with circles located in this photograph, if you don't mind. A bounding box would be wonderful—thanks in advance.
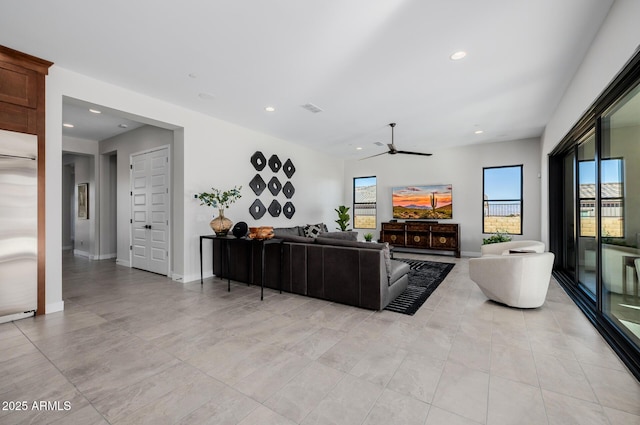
[249,151,295,220]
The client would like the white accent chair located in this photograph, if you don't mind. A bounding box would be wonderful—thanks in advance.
[480,240,545,256]
[470,241,554,308]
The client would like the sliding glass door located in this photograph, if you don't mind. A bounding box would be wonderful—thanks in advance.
[601,83,640,348]
[549,51,640,379]
[577,133,597,297]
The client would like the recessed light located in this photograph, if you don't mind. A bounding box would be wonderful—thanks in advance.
[450,51,467,61]
[356,147,363,150]
[89,108,101,114]
[118,124,128,129]
[63,123,74,128]
[474,130,484,134]
[198,92,215,100]
[265,106,276,112]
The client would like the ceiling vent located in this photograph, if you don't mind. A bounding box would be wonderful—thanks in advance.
[301,103,323,113]
[374,142,384,146]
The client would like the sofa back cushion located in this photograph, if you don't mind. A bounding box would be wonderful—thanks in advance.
[319,231,358,241]
[274,226,303,237]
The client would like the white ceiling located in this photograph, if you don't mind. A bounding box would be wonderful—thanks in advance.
[0,0,614,157]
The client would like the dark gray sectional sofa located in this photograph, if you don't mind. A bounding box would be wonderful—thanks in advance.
[211,225,410,310]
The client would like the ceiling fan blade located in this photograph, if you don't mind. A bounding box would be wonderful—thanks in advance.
[359,151,389,160]
[395,150,433,157]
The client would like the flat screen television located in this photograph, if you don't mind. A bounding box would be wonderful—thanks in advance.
[392,184,453,219]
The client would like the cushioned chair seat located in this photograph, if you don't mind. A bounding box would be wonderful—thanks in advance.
[469,251,555,308]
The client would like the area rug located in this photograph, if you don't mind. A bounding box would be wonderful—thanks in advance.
[384,259,455,315]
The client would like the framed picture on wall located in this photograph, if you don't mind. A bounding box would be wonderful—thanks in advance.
[77,183,89,219]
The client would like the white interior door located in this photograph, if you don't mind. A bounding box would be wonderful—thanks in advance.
[131,147,170,275]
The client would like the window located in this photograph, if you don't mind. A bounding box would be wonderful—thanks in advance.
[482,165,522,234]
[353,176,376,229]
[578,157,624,238]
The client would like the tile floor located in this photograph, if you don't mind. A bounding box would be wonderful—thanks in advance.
[1,253,640,424]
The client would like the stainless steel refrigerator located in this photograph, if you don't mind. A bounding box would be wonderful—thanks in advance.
[0,128,38,322]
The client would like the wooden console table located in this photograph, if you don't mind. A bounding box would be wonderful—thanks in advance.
[381,222,460,257]
[199,235,283,300]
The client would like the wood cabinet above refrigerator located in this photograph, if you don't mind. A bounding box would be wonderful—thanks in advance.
[0,45,52,315]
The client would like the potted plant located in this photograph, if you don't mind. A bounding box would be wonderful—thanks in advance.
[335,205,351,231]
[364,233,373,242]
[195,186,242,236]
[482,230,512,245]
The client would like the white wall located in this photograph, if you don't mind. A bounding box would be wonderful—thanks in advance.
[344,138,542,256]
[541,0,640,245]
[45,66,343,312]
[99,125,174,267]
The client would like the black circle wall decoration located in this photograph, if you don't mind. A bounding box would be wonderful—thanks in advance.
[249,199,266,219]
[268,200,282,217]
[249,174,266,196]
[283,159,296,178]
[251,151,267,171]
[283,202,295,219]
[268,176,282,196]
[282,181,295,199]
[232,221,248,238]
[268,154,282,173]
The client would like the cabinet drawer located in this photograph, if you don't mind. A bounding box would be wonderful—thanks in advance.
[406,223,430,232]
[431,233,457,249]
[431,225,456,233]
[382,232,405,246]
[406,232,430,248]
[0,102,37,134]
[382,223,405,231]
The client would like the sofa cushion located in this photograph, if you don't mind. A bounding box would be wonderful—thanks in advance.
[303,223,327,238]
[274,226,303,237]
[280,234,313,243]
[320,231,358,241]
[389,260,410,286]
[315,237,382,249]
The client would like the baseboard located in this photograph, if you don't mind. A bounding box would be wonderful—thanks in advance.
[462,251,481,258]
[183,272,213,284]
[46,300,64,314]
[0,311,36,324]
[116,259,130,267]
[73,249,91,258]
[171,273,184,282]
[96,253,117,260]
[62,245,73,251]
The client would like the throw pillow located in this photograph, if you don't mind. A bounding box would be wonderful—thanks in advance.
[303,223,325,238]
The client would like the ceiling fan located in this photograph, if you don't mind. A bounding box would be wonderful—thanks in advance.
[361,123,432,159]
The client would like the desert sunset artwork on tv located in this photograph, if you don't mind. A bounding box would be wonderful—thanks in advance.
[392,184,453,219]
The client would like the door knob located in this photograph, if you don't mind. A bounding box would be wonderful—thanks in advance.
[144,224,152,229]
